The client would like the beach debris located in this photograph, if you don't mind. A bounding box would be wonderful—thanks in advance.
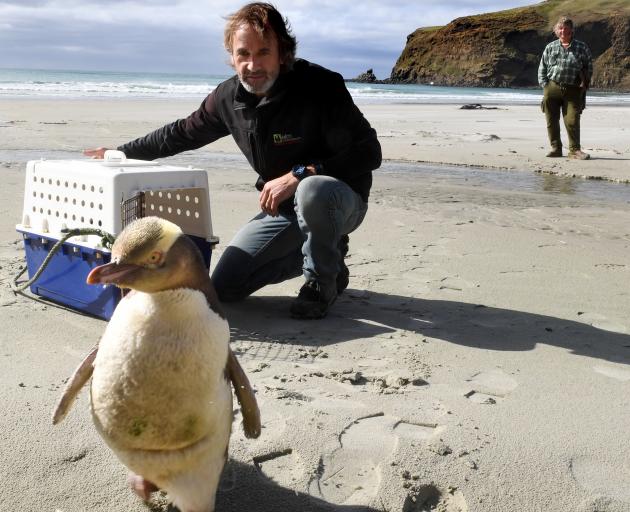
[460,103,499,110]
[250,362,270,373]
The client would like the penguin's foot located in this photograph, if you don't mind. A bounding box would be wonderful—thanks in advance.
[127,472,159,501]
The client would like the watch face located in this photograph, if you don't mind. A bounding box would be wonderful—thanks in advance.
[292,165,308,180]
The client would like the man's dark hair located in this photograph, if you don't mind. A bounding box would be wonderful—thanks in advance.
[224,2,297,70]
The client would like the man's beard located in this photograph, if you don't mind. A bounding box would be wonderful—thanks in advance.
[239,70,278,96]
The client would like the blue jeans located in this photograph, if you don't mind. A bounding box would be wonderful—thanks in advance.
[211,175,368,301]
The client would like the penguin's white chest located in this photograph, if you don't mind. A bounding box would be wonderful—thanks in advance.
[91,289,232,452]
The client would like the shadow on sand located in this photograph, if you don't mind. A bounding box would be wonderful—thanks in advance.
[213,459,379,512]
[225,289,630,366]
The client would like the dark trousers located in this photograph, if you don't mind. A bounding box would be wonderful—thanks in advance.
[542,81,583,152]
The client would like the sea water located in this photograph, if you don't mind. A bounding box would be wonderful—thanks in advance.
[1,68,629,105]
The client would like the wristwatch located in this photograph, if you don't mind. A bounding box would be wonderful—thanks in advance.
[291,165,309,181]
[291,163,323,181]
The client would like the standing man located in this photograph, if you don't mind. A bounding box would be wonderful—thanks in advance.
[85,2,381,319]
[538,15,593,160]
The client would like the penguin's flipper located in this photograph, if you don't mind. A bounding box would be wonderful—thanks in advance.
[52,345,98,425]
[227,349,261,439]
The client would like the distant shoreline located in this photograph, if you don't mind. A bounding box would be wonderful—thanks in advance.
[2,68,629,105]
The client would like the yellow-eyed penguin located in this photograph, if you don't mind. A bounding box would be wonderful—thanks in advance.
[52,216,260,512]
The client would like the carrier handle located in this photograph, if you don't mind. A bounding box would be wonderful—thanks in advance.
[104,150,126,164]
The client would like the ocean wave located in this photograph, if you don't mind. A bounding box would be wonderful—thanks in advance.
[1,69,629,105]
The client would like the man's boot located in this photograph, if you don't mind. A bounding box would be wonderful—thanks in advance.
[336,234,350,294]
[290,280,337,320]
[546,146,563,157]
[568,149,590,160]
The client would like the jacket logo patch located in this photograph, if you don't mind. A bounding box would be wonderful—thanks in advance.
[273,133,302,145]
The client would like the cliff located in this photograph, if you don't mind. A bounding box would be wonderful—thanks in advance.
[390,0,630,91]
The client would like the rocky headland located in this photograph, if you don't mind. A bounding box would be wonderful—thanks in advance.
[388,0,630,91]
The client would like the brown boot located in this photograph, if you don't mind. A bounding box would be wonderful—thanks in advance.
[568,149,590,160]
[546,148,562,157]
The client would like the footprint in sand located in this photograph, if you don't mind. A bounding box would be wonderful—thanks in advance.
[577,312,628,334]
[254,449,307,488]
[438,276,477,292]
[571,455,630,505]
[403,483,468,512]
[464,369,518,404]
[308,414,438,506]
[593,365,630,382]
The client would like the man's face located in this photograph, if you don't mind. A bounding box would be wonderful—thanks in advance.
[557,23,573,44]
[231,24,283,97]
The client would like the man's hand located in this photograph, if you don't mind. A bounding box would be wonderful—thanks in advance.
[259,172,299,216]
[83,147,110,159]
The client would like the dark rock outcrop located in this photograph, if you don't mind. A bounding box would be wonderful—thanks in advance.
[352,69,378,83]
[390,1,630,91]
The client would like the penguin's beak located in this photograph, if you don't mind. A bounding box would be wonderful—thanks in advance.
[87,262,142,285]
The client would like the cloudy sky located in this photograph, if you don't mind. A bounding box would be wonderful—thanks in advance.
[0,0,535,79]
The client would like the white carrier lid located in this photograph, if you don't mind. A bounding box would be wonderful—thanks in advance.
[16,152,216,249]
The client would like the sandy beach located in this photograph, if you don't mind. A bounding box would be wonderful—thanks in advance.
[1,99,630,512]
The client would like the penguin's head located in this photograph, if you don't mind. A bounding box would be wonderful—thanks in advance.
[87,216,207,293]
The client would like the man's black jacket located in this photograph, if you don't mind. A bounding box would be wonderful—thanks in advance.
[118,59,381,202]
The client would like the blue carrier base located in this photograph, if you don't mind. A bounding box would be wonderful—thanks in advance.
[17,230,215,321]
